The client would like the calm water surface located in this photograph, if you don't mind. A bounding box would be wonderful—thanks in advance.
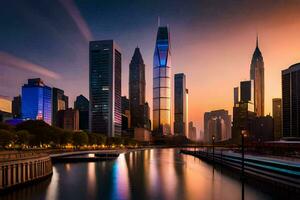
[2,149,271,200]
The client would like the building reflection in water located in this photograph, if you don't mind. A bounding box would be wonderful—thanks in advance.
[111,153,130,200]
[87,162,96,198]
[46,166,59,200]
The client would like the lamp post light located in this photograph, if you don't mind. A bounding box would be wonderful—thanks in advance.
[241,130,247,179]
[212,135,215,163]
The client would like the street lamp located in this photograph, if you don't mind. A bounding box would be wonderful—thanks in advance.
[212,135,215,163]
[241,130,247,179]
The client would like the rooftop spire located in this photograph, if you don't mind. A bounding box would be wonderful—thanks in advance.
[256,34,259,48]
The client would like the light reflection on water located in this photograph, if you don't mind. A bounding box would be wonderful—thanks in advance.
[0,149,272,200]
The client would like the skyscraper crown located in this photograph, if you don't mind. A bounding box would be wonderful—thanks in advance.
[131,47,144,64]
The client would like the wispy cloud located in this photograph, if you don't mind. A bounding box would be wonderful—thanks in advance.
[59,0,93,42]
[0,52,61,79]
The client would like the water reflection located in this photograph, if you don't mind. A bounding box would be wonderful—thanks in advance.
[1,149,272,200]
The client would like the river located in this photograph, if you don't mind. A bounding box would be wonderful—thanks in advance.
[1,148,271,200]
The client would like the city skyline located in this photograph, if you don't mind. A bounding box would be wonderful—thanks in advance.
[1,1,300,131]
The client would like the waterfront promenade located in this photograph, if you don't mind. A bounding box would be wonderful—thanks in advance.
[0,152,52,191]
[181,149,300,193]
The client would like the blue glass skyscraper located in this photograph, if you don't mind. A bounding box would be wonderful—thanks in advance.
[21,78,52,125]
[153,26,171,135]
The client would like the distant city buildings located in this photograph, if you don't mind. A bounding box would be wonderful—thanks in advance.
[121,96,131,136]
[21,78,52,125]
[12,95,21,118]
[0,96,12,122]
[174,73,188,137]
[153,26,172,136]
[52,87,68,126]
[188,121,197,141]
[204,110,231,143]
[282,63,300,138]
[272,98,282,140]
[250,36,264,117]
[57,108,79,131]
[89,40,122,137]
[74,95,89,131]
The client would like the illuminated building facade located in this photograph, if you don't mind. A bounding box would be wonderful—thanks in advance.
[21,78,52,125]
[89,40,122,137]
[153,26,171,135]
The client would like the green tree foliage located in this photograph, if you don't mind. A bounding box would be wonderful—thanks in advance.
[0,129,15,147]
[73,132,88,146]
[15,130,31,145]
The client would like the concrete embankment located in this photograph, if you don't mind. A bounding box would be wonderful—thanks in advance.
[181,149,300,194]
[0,152,52,192]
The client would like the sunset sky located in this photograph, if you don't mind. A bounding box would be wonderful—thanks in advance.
[1,0,300,132]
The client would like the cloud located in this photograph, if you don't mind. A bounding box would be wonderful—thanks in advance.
[58,0,93,42]
[0,52,61,79]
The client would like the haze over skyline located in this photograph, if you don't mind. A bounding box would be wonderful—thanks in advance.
[1,0,300,131]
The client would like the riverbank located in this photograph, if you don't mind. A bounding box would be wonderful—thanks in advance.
[180,149,300,196]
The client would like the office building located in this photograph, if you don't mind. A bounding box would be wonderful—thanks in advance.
[0,96,12,113]
[204,110,231,143]
[74,95,89,131]
[21,78,52,125]
[89,40,122,137]
[12,95,21,118]
[153,26,172,135]
[240,80,254,103]
[188,121,197,141]
[129,47,148,129]
[52,87,68,126]
[272,98,282,140]
[174,73,188,137]
[234,87,239,105]
[57,108,79,131]
[282,63,300,137]
[250,36,264,116]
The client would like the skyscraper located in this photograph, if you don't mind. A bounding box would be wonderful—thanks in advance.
[240,80,254,103]
[12,95,21,118]
[188,121,197,141]
[272,98,282,140]
[153,26,171,135]
[89,40,122,137]
[129,47,147,128]
[74,94,89,131]
[174,73,188,137]
[52,87,68,126]
[21,78,52,125]
[250,36,264,116]
[282,63,300,137]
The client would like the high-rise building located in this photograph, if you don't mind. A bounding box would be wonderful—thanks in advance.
[121,96,131,135]
[153,26,172,135]
[282,63,300,137]
[240,80,254,103]
[250,36,264,116]
[57,108,79,131]
[188,121,197,141]
[234,87,239,105]
[74,95,89,131]
[21,78,52,125]
[89,40,122,137]
[272,98,282,140]
[174,73,188,137]
[129,47,147,127]
[12,95,21,118]
[52,87,68,126]
[204,110,231,143]
[0,96,12,113]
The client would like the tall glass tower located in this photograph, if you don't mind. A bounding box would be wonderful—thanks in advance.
[153,26,171,135]
[89,40,122,137]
